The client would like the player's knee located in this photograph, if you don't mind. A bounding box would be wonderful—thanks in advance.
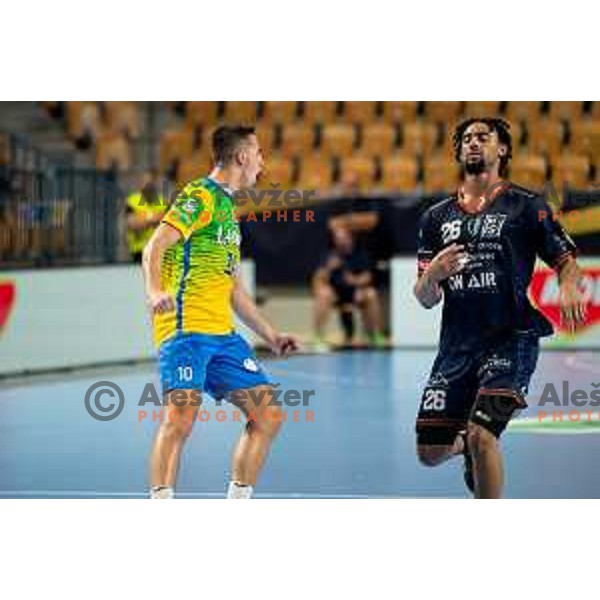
[363,286,377,301]
[250,405,284,437]
[161,410,195,439]
[467,423,497,457]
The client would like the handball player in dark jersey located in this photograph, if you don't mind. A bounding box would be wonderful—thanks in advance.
[414,118,587,498]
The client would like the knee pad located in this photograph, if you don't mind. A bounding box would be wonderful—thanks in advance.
[416,419,463,446]
[469,390,527,438]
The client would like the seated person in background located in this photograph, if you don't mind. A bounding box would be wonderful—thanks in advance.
[126,170,166,263]
[312,224,385,349]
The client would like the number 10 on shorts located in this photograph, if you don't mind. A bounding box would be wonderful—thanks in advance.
[177,366,193,382]
[423,389,446,411]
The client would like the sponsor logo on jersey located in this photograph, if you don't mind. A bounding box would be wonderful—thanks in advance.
[480,214,507,239]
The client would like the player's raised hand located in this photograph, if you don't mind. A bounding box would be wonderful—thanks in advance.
[147,290,175,314]
[427,244,468,283]
[270,332,302,357]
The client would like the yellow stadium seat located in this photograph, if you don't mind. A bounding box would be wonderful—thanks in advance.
[422,154,460,194]
[261,155,293,188]
[401,122,438,157]
[280,123,315,158]
[104,102,140,138]
[261,101,298,124]
[185,102,219,127]
[255,124,276,158]
[548,101,584,121]
[463,101,503,119]
[343,102,378,124]
[381,154,418,192]
[159,128,194,174]
[177,151,213,187]
[361,123,397,157]
[95,131,131,171]
[340,155,377,190]
[297,155,334,192]
[382,101,418,123]
[526,119,565,156]
[510,154,547,189]
[551,154,591,189]
[303,101,338,124]
[224,101,257,123]
[0,133,8,166]
[505,101,543,123]
[320,124,356,158]
[569,120,600,155]
[424,102,462,124]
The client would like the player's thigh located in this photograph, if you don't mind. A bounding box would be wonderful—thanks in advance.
[471,332,540,438]
[416,352,477,447]
[314,281,336,305]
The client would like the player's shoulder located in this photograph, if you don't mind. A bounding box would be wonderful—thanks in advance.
[421,194,458,220]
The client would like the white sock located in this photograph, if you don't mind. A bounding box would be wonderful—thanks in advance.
[150,485,174,499]
[227,481,253,499]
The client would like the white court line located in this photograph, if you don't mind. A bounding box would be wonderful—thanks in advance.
[0,490,378,499]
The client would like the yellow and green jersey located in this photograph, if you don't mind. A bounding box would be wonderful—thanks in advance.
[154,177,241,347]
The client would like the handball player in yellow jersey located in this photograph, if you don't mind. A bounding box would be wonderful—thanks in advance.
[143,125,300,499]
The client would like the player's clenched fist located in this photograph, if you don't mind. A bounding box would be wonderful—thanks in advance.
[147,291,175,314]
[427,244,468,283]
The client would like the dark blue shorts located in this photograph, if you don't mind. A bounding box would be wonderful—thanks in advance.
[159,332,271,398]
[416,331,540,444]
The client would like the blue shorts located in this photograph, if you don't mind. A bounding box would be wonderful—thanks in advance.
[159,332,271,398]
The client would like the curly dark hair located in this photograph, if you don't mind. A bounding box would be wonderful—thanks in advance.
[452,117,513,177]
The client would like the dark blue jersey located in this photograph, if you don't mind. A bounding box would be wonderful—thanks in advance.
[416,183,577,352]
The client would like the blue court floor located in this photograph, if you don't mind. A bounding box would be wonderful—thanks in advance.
[1,349,599,498]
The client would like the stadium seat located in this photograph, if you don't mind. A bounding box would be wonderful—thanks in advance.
[422,154,460,194]
[526,119,565,156]
[185,102,219,127]
[551,154,591,189]
[261,154,293,188]
[255,124,276,157]
[462,101,503,119]
[261,101,299,124]
[302,101,338,124]
[95,131,131,171]
[340,155,377,190]
[280,123,315,158]
[569,119,600,155]
[177,151,213,187]
[505,101,543,124]
[224,101,257,123]
[382,101,418,123]
[0,133,8,166]
[320,124,356,158]
[342,102,378,124]
[104,102,140,138]
[159,128,194,174]
[548,101,584,122]
[297,154,334,193]
[423,102,462,124]
[381,154,418,192]
[510,153,547,189]
[401,122,438,157]
[360,122,397,157]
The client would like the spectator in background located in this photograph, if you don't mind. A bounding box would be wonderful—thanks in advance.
[312,224,385,350]
[126,170,166,263]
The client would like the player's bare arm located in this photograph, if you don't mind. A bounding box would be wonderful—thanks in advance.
[232,275,301,356]
[142,222,181,314]
[557,255,587,332]
[414,243,467,309]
